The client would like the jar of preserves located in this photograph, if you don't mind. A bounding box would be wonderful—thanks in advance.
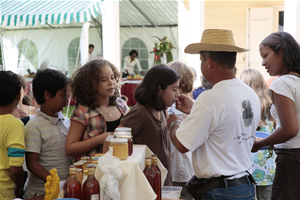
[109,138,128,160]
[114,131,133,156]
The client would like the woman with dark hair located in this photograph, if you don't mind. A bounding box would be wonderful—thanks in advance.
[122,49,144,76]
[119,64,180,185]
[252,32,300,199]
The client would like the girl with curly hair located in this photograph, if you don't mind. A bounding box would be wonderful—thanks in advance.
[66,59,130,162]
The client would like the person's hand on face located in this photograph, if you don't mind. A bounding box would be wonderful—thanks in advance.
[175,94,194,114]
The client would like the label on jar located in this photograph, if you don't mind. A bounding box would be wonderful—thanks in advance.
[91,194,100,200]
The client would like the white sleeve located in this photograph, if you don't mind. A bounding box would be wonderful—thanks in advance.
[135,58,142,72]
[176,100,213,152]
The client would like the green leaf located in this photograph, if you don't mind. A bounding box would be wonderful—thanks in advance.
[167,52,173,63]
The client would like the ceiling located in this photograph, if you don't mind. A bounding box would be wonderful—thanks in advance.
[119,0,178,27]
[1,0,179,30]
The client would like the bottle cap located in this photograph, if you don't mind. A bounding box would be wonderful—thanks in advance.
[81,156,90,161]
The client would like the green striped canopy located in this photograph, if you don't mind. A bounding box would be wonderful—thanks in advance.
[1,0,102,27]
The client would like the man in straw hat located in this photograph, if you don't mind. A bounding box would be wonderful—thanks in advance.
[167,29,261,199]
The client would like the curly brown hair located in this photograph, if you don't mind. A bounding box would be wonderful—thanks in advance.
[70,59,120,108]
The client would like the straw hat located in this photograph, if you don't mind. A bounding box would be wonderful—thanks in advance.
[184,29,249,54]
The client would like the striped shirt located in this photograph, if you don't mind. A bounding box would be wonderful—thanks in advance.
[24,110,71,199]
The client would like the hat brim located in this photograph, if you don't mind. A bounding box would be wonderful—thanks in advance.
[184,43,250,54]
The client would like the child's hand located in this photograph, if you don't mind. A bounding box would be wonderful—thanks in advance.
[103,132,114,153]
[12,108,28,119]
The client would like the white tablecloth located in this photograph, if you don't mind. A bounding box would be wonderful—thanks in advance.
[121,79,143,85]
[95,144,167,200]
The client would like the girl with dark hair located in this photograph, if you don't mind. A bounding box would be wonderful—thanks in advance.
[119,64,180,186]
[65,59,130,162]
[252,32,300,199]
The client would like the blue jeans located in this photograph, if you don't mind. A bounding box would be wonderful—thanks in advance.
[200,183,255,200]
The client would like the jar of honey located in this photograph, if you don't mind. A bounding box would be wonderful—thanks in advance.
[109,138,128,160]
[114,131,133,156]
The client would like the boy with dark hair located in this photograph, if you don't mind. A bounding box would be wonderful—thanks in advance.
[0,71,25,199]
[24,69,71,198]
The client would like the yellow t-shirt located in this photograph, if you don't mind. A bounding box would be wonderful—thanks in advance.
[0,114,25,200]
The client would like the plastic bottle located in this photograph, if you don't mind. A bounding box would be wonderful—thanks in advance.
[151,154,161,200]
[64,166,81,199]
[143,157,155,190]
[82,166,100,200]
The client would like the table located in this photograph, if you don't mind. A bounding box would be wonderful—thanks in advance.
[95,144,168,200]
[121,79,142,106]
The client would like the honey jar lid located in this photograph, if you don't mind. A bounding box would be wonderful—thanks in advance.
[110,138,128,143]
[115,127,132,132]
[114,131,132,137]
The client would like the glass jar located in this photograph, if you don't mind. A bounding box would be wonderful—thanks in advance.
[143,157,155,190]
[151,155,161,200]
[83,166,100,200]
[114,131,133,156]
[64,166,81,199]
[109,138,128,160]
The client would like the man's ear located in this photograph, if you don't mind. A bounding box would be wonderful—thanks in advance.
[206,57,215,70]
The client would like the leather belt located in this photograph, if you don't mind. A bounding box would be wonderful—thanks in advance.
[217,176,251,188]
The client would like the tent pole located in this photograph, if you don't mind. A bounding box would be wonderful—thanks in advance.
[0,32,6,71]
[65,46,80,117]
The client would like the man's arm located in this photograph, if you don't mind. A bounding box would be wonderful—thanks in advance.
[10,166,24,198]
[26,152,50,182]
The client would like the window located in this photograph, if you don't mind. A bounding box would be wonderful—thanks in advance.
[68,37,81,77]
[17,39,38,75]
[121,38,148,73]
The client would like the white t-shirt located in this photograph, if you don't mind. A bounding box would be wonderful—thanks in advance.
[123,56,142,75]
[269,75,300,149]
[176,78,260,178]
[168,104,194,182]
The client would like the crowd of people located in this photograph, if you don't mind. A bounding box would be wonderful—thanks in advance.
[1,28,300,200]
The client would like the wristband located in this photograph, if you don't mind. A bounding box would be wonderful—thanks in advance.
[262,139,267,147]
[169,120,182,129]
